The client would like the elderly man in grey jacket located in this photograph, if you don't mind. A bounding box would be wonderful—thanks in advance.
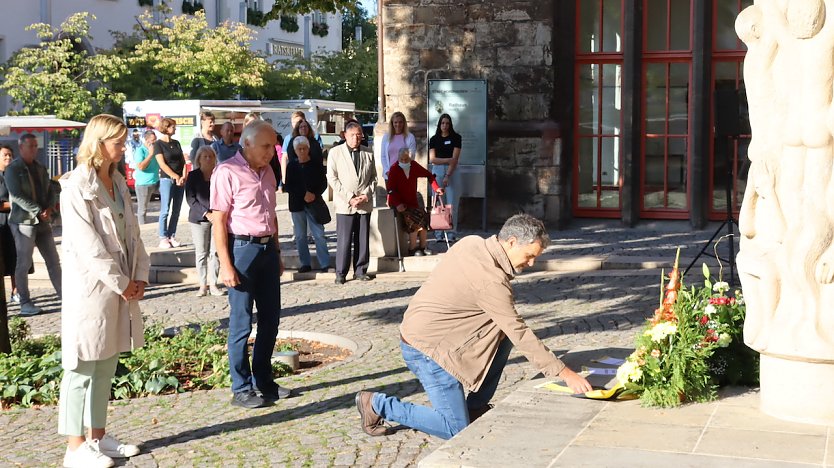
[6,133,62,315]
[355,214,592,439]
[326,121,377,284]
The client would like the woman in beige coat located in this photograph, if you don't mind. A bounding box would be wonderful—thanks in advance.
[57,114,150,468]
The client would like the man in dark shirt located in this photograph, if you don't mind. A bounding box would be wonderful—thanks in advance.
[6,134,62,315]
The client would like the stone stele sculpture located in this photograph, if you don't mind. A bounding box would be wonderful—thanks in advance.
[737,0,834,425]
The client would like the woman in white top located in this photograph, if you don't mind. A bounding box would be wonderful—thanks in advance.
[378,111,417,180]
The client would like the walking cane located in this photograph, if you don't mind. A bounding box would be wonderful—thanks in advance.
[387,189,405,272]
[393,208,405,272]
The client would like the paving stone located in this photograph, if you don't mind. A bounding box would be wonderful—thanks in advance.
[3,217,740,467]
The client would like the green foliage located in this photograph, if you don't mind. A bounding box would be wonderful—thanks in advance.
[0,12,127,121]
[0,321,293,408]
[341,3,377,46]
[280,15,300,32]
[312,22,329,37]
[267,0,359,15]
[109,9,268,100]
[618,265,759,407]
[261,39,377,111]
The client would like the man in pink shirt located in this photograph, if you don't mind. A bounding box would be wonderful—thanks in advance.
[211,120,290,409]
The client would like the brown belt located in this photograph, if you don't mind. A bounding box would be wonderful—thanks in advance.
[400,334,412,346]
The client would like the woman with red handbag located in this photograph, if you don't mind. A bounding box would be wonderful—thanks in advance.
[387,148,443,256]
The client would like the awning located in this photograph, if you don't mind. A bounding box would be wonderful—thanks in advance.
[0,115,86,135]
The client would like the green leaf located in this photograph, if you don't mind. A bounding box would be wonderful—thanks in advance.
[702,263,710,280]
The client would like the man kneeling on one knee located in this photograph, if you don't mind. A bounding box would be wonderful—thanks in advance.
[356,214,592,439]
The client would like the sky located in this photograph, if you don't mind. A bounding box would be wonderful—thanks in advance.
[359,0,377,16]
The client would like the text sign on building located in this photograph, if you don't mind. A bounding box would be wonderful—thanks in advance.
[427,80,487,166]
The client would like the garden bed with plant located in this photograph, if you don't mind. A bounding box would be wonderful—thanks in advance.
[0,320,351,409]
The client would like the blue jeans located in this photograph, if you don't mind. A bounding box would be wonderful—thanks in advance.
[158,178,184,238]
[431,164,460,237]
[226,239,282,393]
[373,337,513,440]
[291,209,330,269]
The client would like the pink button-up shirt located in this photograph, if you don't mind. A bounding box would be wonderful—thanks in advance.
[210,152,277,236]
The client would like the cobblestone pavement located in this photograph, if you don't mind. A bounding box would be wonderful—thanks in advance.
[2,266,661,467]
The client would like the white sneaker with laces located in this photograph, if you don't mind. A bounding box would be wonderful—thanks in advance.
[98,433,140,458]
[158,238,172,249]
[63,440,114,468]
[168,237,182,248]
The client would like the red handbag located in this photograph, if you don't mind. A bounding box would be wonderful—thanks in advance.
[430,194,453,231]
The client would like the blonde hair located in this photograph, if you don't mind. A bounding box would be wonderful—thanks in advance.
[388,111,409,137]
[193,146,216,170]
[76,114,127,170]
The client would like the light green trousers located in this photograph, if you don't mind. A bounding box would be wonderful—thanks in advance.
[57,354,119,436]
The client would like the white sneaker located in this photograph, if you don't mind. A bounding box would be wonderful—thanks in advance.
[98,433,140,458]
[158,238,172,249]
[19,302,41,316]
[168,237,182,248]
[9,292,20,304]
[63,440,114,468]
[209,286,225,296]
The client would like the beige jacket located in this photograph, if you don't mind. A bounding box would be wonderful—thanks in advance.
[59,165,150,370]
[400,235,566,392]
[326,143,377,215]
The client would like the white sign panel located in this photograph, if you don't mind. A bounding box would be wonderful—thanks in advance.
[427,80,487,166]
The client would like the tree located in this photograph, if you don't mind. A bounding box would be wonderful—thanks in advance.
[0,13,126,121]
[341,3,376,46]
[266,0,360,17]
[110,9,268,100]
[259,39,377,111]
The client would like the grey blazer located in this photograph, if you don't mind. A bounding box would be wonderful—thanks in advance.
[5,158,57,225]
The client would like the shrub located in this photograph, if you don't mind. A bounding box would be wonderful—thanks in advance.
[0,321,292,408]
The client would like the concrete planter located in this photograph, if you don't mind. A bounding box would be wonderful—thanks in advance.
[272,350,300,371]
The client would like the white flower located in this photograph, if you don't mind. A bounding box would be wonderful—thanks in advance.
[713,281,730,293]
[704,304,717,316]
[616,360,643,385]
[717,333,732,348]
[645,322,678,342]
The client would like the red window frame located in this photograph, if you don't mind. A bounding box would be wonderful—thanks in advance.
[638,0,693,219]
[572,0,624,218]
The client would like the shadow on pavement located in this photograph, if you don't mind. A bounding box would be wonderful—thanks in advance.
[138,379,424,452]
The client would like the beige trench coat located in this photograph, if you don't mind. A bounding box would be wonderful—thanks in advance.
[59,165,150,370]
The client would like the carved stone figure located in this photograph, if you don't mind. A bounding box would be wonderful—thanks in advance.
[737,0,834,425]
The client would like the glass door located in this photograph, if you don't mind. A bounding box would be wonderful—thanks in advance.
[710,0,753,219]
[573,0,624,217]
[640,0,692,218]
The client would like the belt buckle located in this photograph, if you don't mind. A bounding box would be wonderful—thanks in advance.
[258,236,270,244]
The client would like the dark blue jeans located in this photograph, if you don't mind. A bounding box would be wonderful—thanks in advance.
[158,178,184,238]
[373,337,513,439]
[226,239,281,394]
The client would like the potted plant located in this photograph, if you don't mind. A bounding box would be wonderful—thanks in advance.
[280,14,299,33]
[312,22,329,37]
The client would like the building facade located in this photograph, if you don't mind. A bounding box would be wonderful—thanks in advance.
[0,0,342,114]
[381,0,751,228]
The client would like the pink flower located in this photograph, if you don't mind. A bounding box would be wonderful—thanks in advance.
[651,349,661,358]
[700,315,709,325]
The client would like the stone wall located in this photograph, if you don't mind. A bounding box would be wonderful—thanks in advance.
[381,0,568,228]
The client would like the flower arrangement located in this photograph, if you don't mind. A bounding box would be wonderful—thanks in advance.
[617,250,759,407]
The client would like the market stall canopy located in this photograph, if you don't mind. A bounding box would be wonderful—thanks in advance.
[0,115,87,135]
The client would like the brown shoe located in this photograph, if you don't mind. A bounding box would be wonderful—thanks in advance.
[355,391,389,436]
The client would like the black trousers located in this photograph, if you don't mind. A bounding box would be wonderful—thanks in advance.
[335,213,370,277]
